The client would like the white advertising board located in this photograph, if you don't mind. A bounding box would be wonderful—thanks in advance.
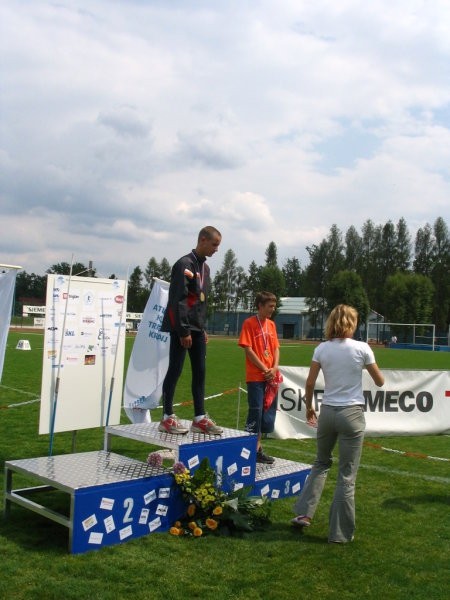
[275,366,450,439]
[39,275,127,434]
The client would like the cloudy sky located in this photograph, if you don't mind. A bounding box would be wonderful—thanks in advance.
[1,0,449,280]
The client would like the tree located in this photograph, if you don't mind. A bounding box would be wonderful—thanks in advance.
[212,250,236,311]
[344,225,364,272]
[245,261,261,310]
[358,219,382,310]
[46,262,96,277]
[384,272,434,334]
[127,266,147,312]
[259,242,285,308]
[159,258,172,282]
[378,221,397,280]
[258,265,286,307]
[303,241,328,333]
[282,257,303,296]
[303,226,344,332]
[326,271,369,325]
[212,249,247,313]
[414,222,434,276]
[265,241,278,267]
[395,217,411,272]
[211,249,247,334]
[326,224,345,277]
[144,257,159,289]
[430,217,450,332]
[14,271,46,310]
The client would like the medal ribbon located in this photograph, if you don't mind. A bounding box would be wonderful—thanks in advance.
[256,315,269,356]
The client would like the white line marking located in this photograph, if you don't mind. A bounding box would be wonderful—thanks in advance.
[268,444,450,484]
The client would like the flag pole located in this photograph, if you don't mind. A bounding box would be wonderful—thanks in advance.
[105,269,129,436]
[49,256,74,456]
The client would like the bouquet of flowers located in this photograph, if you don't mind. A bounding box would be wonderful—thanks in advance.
[167,457,271,537]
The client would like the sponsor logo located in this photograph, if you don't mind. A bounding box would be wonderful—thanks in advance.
[97,328,111,341]
[82,316,96,324]
[280,388,434,414]
[84,291,95,306]
[115,295,124,304]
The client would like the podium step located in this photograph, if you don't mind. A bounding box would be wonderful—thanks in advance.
[106,421,259,494]
[253,457,311,499]
[105,420,255,455]
[4,451,185,554]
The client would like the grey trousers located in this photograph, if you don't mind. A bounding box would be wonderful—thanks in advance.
[293,404,366,543]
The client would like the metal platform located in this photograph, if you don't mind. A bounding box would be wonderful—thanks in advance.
[255,456,311,481]
[253,456,311,499]
[4,451,166,493]
[105,420,254,456]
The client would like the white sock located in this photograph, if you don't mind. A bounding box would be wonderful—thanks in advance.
[194,414,205,422]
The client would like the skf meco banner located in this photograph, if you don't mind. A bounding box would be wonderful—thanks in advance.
[274,367,450,439]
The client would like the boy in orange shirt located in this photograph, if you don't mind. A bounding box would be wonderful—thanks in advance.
[238,291,280,464]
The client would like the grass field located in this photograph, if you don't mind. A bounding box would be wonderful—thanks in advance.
[0,330,449,600]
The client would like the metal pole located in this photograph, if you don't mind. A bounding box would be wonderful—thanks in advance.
[49,256,74,456]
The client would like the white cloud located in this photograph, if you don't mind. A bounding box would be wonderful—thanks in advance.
[0,0,449,278]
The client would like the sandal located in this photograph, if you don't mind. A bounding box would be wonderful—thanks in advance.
[291,515,311,528]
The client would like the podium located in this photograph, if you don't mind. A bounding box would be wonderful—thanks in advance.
[4,422,311,553]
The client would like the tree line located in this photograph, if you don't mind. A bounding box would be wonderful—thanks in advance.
[12,217,450,335]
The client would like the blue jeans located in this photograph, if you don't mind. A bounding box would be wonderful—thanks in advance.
[162,331,206,417]
[293,404,366,542]
[245,381,277,435]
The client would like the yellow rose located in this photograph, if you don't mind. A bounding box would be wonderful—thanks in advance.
[206,518,218,530]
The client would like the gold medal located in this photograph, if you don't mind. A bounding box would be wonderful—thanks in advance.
[264,349,270,358]
[200,291,205,302]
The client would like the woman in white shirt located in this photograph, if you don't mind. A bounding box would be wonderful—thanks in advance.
[291,304,384,543]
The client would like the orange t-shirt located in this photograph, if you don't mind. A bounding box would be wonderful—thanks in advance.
[238,315,279,382]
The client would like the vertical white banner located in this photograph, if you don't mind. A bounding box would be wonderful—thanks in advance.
[123,278,170,422]
[0,268,18,383]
